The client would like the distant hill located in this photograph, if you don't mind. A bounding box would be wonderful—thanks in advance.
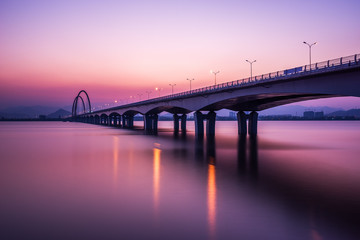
[327,109,360,117]
[0,106,60,119]
[47,109,72,119]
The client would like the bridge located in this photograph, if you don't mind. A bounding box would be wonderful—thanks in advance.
[72,53,360,136]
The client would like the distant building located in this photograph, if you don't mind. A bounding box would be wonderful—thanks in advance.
[314,111,324,119]
[303,111,324,119]
[303,111,315,119]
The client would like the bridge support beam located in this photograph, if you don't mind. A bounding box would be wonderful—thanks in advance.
[248,111,258,135]
[116,115,122,127]
[123,115,134,128]
[206,111,216,136]
[144,114,158,134]
[194,111,204,137]
[173,114,180,133]
[194,111,216,138]
[237,111,247,135]
[181,114,187,133]
[174,113,187,135]
[236,111,258,135]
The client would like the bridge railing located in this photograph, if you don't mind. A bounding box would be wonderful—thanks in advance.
[90,53,359,114]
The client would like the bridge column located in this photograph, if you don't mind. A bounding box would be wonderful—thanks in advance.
[181,114,187,133]
[144,114,158,134]
[248,111,258,135]
[152,114,158,134]
[144,114,152,131]
[116,115,121,128]
[206,111,216,136]
[108,116,112,126]
[122,115,126,127]
[194,111,204,138]
[237,111,247,135]
[127,115,134,128]
[173,114,180,134]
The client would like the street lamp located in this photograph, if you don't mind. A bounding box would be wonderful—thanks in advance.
[155,87,162,97]
[246,59,256,81]
[187,78,194,91]
[169,83,176,94]
[303,41,317,67]
[210,70,220,85]
[137,93,143,101]
[146,91,152,99]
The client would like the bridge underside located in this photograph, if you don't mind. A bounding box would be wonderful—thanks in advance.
[201,93,339,112]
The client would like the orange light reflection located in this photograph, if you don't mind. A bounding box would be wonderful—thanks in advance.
[207,164,216,239]
[153,145,161,216]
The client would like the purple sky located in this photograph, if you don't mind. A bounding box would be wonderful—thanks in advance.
[0,0,359,110]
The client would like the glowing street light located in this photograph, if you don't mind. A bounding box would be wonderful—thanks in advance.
[246,59,256,81]
[155,87,162,97]
[169,83,176,94]
[146,91,152,99]
[303,41,317,67]
[210,70,220,85]
[186,78,194,91]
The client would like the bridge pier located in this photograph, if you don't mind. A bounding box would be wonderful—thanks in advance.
[237,111,247,135]
[95,116,100,124]
[107,116,111,126]
[116,115,122,127]
[236,111,258,135]
[194,111,216,138]
[144,114,158,134]
[122,115,134,128]
[181,114,187,133]
[248,111,258,135]
[173,113,187,134]
[173,114,180,133]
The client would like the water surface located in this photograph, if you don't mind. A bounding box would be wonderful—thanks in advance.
[1,121,360,240]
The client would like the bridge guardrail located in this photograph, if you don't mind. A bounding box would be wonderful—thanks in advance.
[89,53,359,114]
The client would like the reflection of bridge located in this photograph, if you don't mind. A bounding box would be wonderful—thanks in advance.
[72,54,360,136]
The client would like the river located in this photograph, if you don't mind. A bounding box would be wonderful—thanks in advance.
[1,121,360,240]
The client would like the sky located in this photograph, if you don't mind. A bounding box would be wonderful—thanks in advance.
[1,0,360,110]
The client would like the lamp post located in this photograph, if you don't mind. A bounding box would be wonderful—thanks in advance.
[210,70,220,85]
[303,41,317,67]
[137,93,143,101]
[146,91,152,99]
[246,59,256,81]
[169,83,176,94]
[155,87,162,97]
[187,78,194,91]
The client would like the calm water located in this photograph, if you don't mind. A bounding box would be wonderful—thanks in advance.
[1,121,360,240]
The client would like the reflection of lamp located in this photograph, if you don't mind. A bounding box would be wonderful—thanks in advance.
[186,78,194,91]
[210,70,220,85]
[169,83,176,94]
[303,41,317,66]
[153,146,161,213]
[246,59,256,80]
[207,164,216,238]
